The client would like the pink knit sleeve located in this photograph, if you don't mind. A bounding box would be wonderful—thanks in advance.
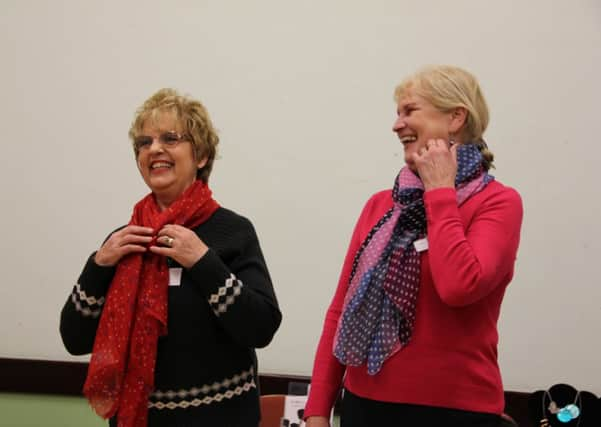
[304,191,391,418]
[424,184,523,307]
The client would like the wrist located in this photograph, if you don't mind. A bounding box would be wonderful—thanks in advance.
[184,247,208,269]
[94,251,114,267]
[423,182,454,191]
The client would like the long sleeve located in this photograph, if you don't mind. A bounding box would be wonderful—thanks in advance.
[304,191,392,418]
[59,253,116,355]
[187,216,281,349]
[425,183,523,307]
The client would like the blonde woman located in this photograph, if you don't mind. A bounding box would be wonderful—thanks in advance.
[305,66,523,427]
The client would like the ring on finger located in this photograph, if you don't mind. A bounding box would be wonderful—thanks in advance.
[164,236,174,247]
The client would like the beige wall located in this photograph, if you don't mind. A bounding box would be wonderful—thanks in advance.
[0,0,600,394]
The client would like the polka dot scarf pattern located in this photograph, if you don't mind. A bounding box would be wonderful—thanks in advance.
[84,180,219,427]
[333,144,494,374]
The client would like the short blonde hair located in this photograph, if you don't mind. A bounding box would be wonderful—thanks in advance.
[129,88,219,182]
[394,65,494,170]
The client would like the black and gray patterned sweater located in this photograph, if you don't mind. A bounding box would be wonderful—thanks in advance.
[60,207,282,427]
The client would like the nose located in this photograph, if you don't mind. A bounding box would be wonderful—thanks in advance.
[392,115,405,133]
[148,137,165,153]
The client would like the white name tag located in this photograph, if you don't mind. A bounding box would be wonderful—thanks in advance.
[169,268,183,286]
[413,237,429,252]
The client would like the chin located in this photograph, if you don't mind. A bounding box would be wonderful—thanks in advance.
[147,182,172,195]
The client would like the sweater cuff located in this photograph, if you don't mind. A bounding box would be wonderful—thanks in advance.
[69,253,116,319]
[187,249,242,316]
[304,396,335,419]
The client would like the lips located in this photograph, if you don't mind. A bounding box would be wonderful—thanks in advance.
[399,135,417,145]
[150,161,173,170]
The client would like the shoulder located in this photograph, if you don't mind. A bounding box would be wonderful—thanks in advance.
[362,189,393,215]
[193,207,263,255]
[477,180,522,208]
[210,206,254,226]
[367,189,393,205]
[355,189,394,232]
[465,180,523,223]
[200,206,258,236]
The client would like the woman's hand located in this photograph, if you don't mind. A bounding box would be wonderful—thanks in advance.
[305,416,330,427]
[412,138,457,191]
[149,224,209,269]
[94,225,154,266]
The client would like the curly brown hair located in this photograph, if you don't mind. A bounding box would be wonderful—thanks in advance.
[129,88,219,182]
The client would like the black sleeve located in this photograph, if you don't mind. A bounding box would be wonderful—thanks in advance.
[59,253,116,355]
[187,219,282,349]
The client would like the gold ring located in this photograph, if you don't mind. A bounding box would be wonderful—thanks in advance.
[165,236,174,247]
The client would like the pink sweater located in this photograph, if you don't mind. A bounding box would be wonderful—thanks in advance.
[304,182,523,417]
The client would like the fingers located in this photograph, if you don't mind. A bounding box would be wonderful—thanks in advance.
[416,138,455,157]
[121,232,153,246]
[426,138,446,150]
[155,225,182,248]
[120,244,148,255]
[148,245,171,256]
[153,225,208,268]
[119,225,154,235]
[156,224,193,247]
[95,240,148,266]
[97,224,206,268]
[113,226,154,246]
[156,224,184,237]
[450,142,458,163]
[95,226,153,266]
[413,139,457,190]
[156,235,175,247]
[149,231,178,255]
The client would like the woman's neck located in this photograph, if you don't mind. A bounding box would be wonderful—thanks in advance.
[155,193,177,211]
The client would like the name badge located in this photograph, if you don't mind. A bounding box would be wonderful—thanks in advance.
[169,268,183,286]
[413,237,429,252]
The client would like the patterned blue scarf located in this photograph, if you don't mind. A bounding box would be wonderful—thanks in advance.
[333,144,494,374]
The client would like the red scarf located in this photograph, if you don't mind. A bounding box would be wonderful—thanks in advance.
[84,180,219,427]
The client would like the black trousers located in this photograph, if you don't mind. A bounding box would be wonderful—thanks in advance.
[340,389,502,427]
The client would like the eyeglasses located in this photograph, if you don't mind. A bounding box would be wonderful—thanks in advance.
[133,131,189,151]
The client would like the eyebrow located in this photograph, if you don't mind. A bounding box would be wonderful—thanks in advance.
[139,128,179,136]
[397,102,418,114]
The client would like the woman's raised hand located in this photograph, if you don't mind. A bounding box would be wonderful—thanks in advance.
[150,224,209,269]
[412,138,457,191]
[94,225,154,266]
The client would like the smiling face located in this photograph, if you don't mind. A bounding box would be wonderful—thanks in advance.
[136,111,207,210]
[392,90,456,172]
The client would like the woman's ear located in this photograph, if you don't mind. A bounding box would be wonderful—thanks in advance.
[197,156,208,169]
[449,107,468,134]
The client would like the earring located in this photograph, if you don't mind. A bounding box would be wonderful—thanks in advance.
[448,134,456,147]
